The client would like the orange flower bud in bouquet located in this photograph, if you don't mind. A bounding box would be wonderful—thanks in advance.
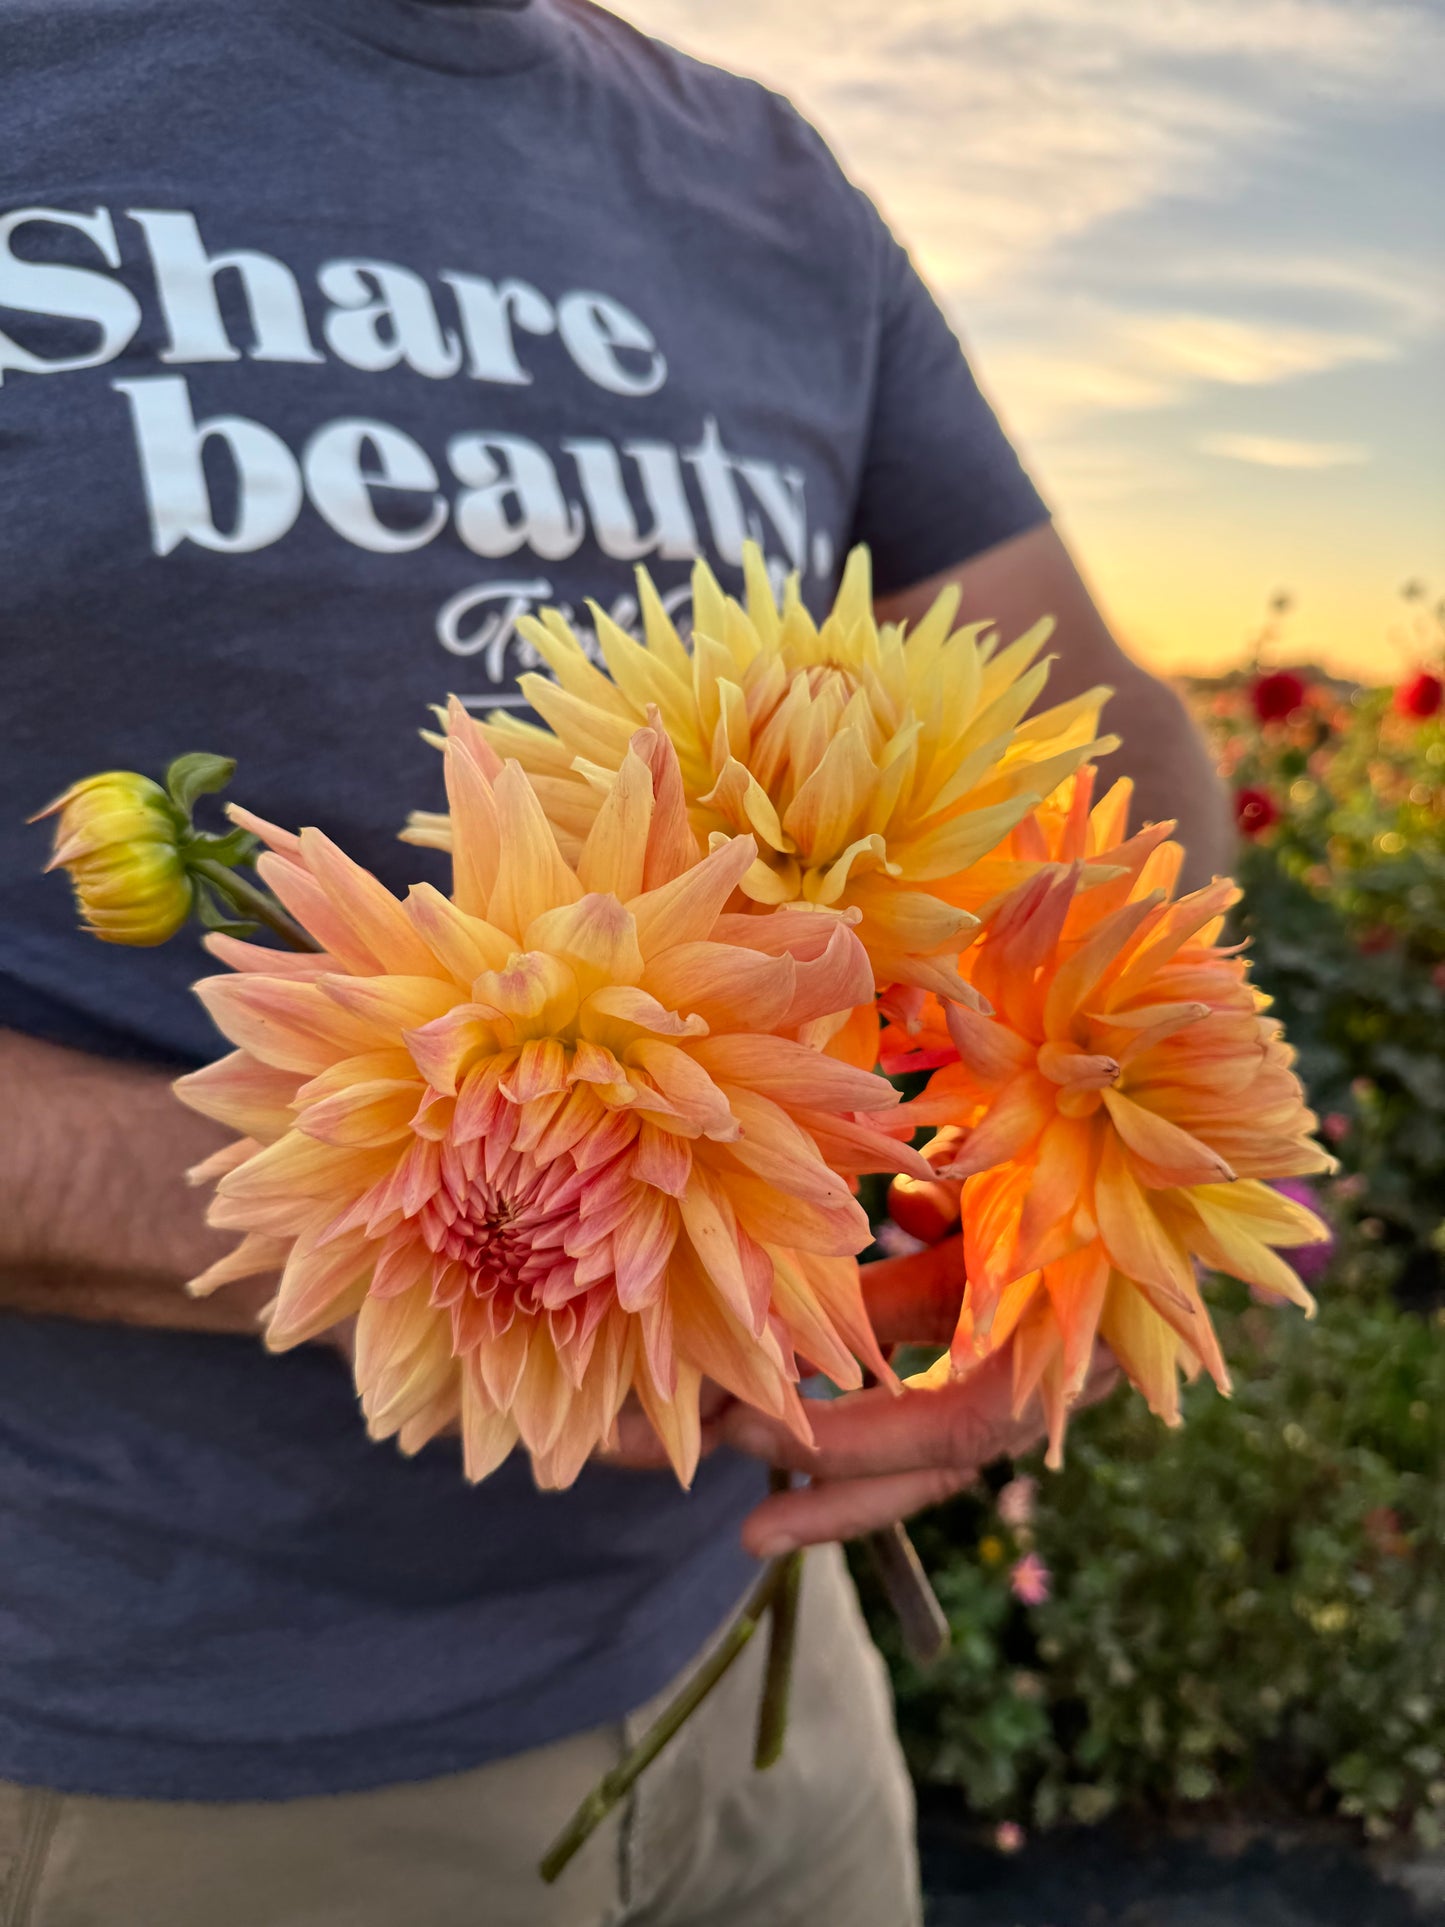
[35,770,191,946]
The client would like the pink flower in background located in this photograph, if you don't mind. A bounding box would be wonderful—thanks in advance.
[1322,1112,1351,1143]
[1010,1552,1052,1606]
[995,1822,1026,1854]
[1267,1178,1336,1288]
[998,1476,1037,1530]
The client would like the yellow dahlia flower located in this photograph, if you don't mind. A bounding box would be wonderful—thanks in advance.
[886,770,1331,1458]
[178,704,922,1489]
[411,544,1113,1002]
[35,770,191,946]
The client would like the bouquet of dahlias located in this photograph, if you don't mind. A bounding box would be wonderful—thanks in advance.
[38,543,1329,1880]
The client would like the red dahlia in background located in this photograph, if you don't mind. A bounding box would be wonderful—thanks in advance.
[1395,670,1443,721]
[1235,787,1280,837]
[1250,669,1307,723]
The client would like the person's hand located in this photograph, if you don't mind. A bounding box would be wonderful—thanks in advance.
[593,1232,1120,1547]
[720,1343,1119,1556]
[717,1234,1117,1555]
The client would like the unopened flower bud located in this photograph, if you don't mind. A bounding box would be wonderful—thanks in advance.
[36,771,192,946]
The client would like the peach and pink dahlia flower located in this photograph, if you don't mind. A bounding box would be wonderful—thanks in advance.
[176,705,921,1490]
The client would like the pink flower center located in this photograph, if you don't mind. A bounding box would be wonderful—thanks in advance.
[419,1149,583,1335]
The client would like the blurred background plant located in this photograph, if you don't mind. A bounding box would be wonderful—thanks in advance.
[862,588,1445,1854]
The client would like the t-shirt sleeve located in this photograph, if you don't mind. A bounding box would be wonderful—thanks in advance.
[848,218,1050,596]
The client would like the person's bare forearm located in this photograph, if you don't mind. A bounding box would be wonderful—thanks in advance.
[0,1027,265,1335]
[876,523,1235,891]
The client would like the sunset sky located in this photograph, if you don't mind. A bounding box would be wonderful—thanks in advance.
[615,0,1444,681]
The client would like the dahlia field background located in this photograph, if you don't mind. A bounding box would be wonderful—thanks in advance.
[866,589,1445,1858]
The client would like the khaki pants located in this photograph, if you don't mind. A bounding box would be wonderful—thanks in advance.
[0,1548,920,1927]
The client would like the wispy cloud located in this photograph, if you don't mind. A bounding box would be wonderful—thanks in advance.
[1200,435,1372,469]
[982,310,1398,438]
[614,0,1445,293]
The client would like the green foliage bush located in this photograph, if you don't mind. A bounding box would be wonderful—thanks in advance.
[864,1285,1445,1846]
[869,645,1445,1846]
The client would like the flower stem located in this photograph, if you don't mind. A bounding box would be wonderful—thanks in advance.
[189,858,319,953]
[865,1523,951,1666]
[539,1558,790,1885]
[753,1543,804,1770]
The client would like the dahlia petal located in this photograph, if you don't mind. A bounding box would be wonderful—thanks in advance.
[641,941,797,1035]
[1093,1135,1198,1311]
[321,974,459,1037]
[1040,1243,1111,1394]
[577,744,653,899]
[938,1072,1053,1182]
[266,1233,373,1349]
[500,1037,570,1103]
[781,724,876,864]
[202,933,332,979]
[782,1247,896,1389]
[702,757,790,853]
[296,1078,421,1148]
[636,565,696,679]
[224,803,302,857]
[524,895,644,992]
[789,1107,934,1181]
[612,1190,678,1312]
[487,763,584,939]
[510,1336,577,1458]
[670,1254,813,1443]
[1015,1115,1097,1273]
[633,1353,703,1488]
[726,1171,871,1257]
[719,1088,853,1209]
[403,1008,497,1097]
[1098,1276,1182,1425]
[630,719,701,889]
[396,1381,464,1459]
[472,951,581,1040]
[688,1035,895,1113]
[296,828,445,979]
[581,985,707,1044]
[592,605,698,750]
[404,884,514,983]
[443,736,504,915]
[186,1232,290,1300]
[174,1052,303,1141]
[678,1179,768,1335]
[632,1123,694,1195]
[768,1251,864,1388]
[1041,892,1163,1036]
[1101,1088,1235,1188]
[193,974,379,1075]
[475,1314,532,1408]
[944,1002,1036,1087]
[629,834,758,953]
[629,1041,737,1139]
[779,920,876,1028]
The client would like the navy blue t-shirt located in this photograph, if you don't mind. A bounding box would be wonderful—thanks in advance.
[0,0,1047,1798]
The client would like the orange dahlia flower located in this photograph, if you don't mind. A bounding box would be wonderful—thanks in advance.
[178,704,922,1489]
[885,770,1331,1458]
[409,543,1113,1002]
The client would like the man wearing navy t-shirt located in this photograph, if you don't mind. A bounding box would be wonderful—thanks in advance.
[0,1,1229,1919]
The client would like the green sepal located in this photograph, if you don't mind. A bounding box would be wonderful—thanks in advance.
[166,753,237,819]
[184,825,259,869]
[194,880,258,939]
